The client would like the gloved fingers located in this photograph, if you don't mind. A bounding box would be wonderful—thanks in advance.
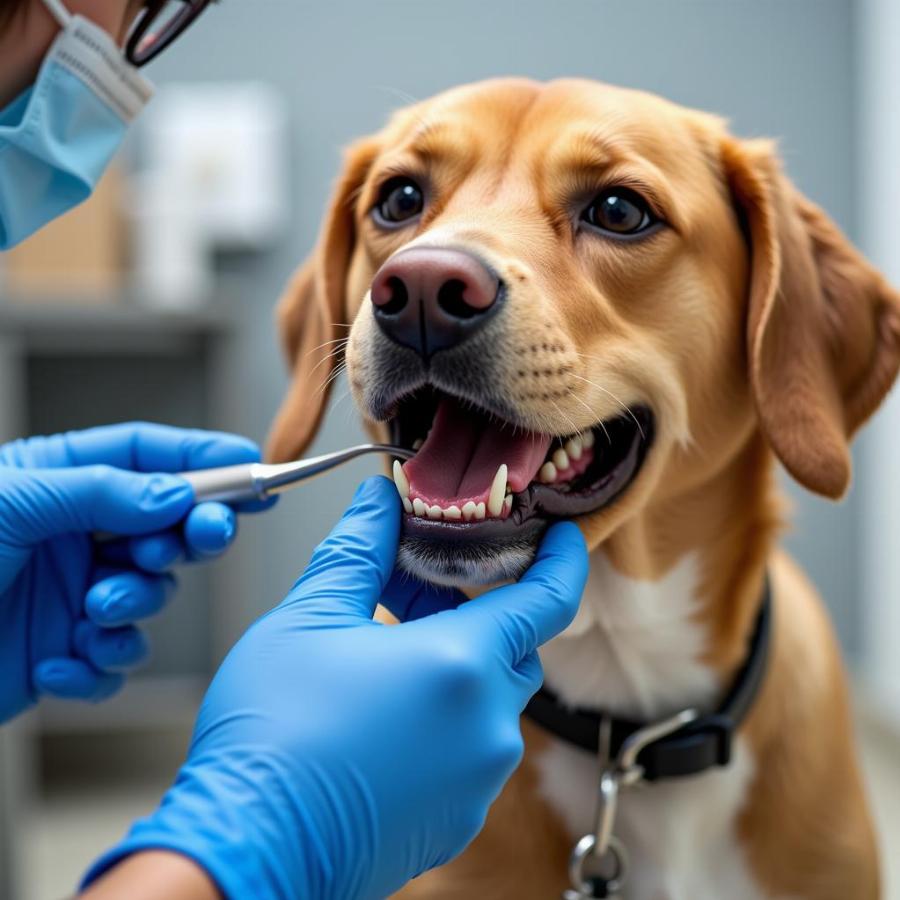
[381,569,467,622]
[284,476,401,619]
[512,650,545,709]
[85,570,174,626]
[94,532,180,572]
[73,620,149,672]
[108,503,237,572]
[54,422,262,473]
[33,657,125,702]
[128,531,185,572]
[183,503,237,559]
[0,465,194,545]
[445,521,588,665]
[98,502,259,571]
[121,503,237,570]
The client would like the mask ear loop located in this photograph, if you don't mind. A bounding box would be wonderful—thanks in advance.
[41,0,72,29]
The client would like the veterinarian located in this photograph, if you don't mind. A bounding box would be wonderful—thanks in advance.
[0,1,590,897]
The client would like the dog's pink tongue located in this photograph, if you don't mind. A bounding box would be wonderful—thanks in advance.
[403,398,551,506]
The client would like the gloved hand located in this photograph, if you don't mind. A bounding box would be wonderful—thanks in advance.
[0,422,268,723]
[82,476,588,900]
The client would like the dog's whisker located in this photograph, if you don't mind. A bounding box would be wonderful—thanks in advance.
[306,336,350,355]
[316,360,348,399]
[329,385,354,419]
[305,339,349,368]
[568,390,613,447]
[372,84,422,109]
[549,399,582,444]
[568,370,646,441]
[309,344,350,378]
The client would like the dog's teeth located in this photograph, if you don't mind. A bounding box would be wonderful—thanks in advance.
[565,437,583,461]
[582,430,595,449]
[412,497,426,517]
[392,460,410,499]
[539,462,557,483]
[474,501,486,520]
[427,504,443,520]
[443,505,462,520]
[412,438,424,451]
[402,497,413,513]
[503,493,512,515]
[461,501,477,521]
[488,463,508,517]
[552,448,570,470]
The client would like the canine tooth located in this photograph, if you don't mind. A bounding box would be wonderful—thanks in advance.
[552,448,570,470]
[539,462,557,483]
[462,501,477,521]
[488,463,508,517]
[582,430,595,449]
[402,497,413,513]
[474,502,486,520]
[412,497,426,517]
[392,460,410,499]
[565,437,583,460]
[444,505,462,520]
[427,504,443,519]
[412,439,424,450]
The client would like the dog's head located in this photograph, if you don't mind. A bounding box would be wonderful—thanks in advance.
[269,78,900,587]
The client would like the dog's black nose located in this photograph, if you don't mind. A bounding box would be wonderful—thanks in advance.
[370,248,502,358]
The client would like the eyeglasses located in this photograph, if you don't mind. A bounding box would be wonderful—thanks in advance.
[125,0,214,68]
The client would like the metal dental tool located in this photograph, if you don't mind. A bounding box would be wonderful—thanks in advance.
[180,444,415,505]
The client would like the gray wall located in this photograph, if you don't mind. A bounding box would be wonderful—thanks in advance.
[147,0,861,660]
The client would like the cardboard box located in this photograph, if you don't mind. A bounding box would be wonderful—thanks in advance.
[1,166,126,301]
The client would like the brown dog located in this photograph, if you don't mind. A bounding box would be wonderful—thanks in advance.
[268,78,899,899]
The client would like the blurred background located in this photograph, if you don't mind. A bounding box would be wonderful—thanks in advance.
[0,0,898,896]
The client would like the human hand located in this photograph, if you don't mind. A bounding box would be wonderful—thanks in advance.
[0,422,268,722]
[82,475,588,900]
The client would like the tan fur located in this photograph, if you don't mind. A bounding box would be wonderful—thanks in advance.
[269,79,899,898]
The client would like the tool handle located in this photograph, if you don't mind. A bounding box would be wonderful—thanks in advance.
[181,463,264,505]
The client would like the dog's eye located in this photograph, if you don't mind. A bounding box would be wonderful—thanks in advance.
[373,177,425,226]
[581,188,656,236]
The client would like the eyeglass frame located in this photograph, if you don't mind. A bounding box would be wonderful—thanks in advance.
[124,0,214,68]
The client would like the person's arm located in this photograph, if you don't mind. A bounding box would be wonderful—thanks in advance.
[81,852,218,900]
[79,476,588,900]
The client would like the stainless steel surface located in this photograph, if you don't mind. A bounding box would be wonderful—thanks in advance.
[181,443,415,504]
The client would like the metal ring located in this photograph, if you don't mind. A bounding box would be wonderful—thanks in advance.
[567,833,628,897]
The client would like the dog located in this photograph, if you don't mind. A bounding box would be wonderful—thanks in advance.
[267,78,899,899]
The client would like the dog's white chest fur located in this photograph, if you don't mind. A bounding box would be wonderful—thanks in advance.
[536,551,767,900]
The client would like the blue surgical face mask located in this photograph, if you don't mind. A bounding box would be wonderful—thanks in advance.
[0,0,153,249]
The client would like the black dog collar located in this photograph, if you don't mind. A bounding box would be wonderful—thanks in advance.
[525,576,772,781]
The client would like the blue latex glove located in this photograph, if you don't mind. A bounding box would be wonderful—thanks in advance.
[0,422,269,723]
[82,476,588,900]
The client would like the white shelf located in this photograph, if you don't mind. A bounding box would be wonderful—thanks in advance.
[0,299,230,355]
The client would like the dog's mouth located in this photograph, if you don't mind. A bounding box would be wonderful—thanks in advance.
[387,387,654,582]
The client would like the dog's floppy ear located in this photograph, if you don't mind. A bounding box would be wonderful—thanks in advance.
[267,138,380,462]
[724,138,900,498]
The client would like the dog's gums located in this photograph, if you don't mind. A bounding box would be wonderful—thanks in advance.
[386,388,654,584]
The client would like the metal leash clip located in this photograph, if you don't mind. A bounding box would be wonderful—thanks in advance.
[563,707,699,899]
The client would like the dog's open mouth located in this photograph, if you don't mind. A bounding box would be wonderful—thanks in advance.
[387,387,654,583]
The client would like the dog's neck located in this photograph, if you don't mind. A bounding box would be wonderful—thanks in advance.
[540,433,779,722]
